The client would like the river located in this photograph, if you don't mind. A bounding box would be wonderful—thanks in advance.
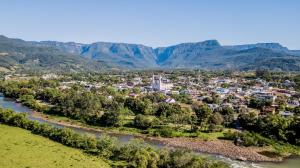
[0,94,299,168]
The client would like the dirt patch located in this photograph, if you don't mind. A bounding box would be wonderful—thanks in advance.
[158,137,284,162]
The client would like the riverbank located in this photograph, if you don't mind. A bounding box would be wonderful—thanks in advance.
[160,137,284,162]
[31,111,286,162]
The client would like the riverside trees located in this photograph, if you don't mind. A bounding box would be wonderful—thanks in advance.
[0,108,229,168]
[238,113,300,146]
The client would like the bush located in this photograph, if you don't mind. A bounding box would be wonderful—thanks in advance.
[133,114,154,129]
[151,126,176,138]
[116,139,159,168]
[157,149,229,168]
[224,131,269,147]
[0,108,14,122]
[95,135,118,158]
[100,110,122,127]
[7,112,27,127]
[208,124,223,133]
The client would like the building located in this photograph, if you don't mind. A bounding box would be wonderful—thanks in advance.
[4,75,12,81]
[215,87,230,94]
[165,98,176,104]
[42,73,58,80]
[288,100,300,107]
[279,111,294,118]
[132,77,143,85]
[207,104,220,110]
[151,75,173,92]
[252,92,277,103]
[261,106,276,115]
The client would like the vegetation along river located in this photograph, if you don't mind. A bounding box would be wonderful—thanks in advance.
[0,94,299,168]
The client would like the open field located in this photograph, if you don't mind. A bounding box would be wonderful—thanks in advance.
[0,124,110,168]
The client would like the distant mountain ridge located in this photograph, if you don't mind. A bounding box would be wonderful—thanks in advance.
[1,35,300,71]
[225,43,289,52]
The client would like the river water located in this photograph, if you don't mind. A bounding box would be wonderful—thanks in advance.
[0,94,299,168]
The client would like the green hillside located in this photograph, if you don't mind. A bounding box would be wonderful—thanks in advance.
[0,35,108,72]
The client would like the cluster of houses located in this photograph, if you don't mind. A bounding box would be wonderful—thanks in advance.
[117,75,299,117]
[204,77,298,117]
[4,73,299,117]
[98,74,299,118]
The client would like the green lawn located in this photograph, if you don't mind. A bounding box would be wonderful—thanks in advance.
[0,124,110,168]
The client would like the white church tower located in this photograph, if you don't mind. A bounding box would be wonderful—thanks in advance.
[151,75,163,91]
[151,75,173,91]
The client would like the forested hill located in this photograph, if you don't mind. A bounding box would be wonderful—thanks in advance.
[1,35,300,72]
[0,35,111,72]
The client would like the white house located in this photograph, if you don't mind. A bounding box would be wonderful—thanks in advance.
[279,111,294,118]
[165,98,176,104]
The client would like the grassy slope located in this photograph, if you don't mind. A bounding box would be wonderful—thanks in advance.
[0,124,110,168]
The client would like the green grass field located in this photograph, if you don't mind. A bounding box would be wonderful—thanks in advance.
[0,124,110,168]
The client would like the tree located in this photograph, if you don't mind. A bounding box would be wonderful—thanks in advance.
[169,113,191,129]
[96,135,118,158]
[171,94,192,104]
[133,114,154,129]
[210,112,224,125]
[220,106,235,127]
[249,98,272,109]
[294,74,300,91]
[124,98,153,115]
[275,95,287,108]
[100,110,122,127]
[193,104,213,130]
[220,106,234,115]
[118,139,159,168]
[38,88,61,103]
[143,93,166,103]
[294,106,300,115]
[238,112,257,130]
[256,114,292,142]
[212,94,221,104]
[155,103,182,118]
[255,69,271,81]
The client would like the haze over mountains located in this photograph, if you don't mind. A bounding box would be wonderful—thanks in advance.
[1,35,300,72]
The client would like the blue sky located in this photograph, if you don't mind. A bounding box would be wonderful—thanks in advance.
[1,0,299,49]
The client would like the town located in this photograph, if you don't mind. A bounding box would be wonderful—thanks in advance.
[1,1,300,168]
[1,70,300,166]
[27,70,300,119]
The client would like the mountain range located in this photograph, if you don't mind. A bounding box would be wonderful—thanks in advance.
[0,35,300,72]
